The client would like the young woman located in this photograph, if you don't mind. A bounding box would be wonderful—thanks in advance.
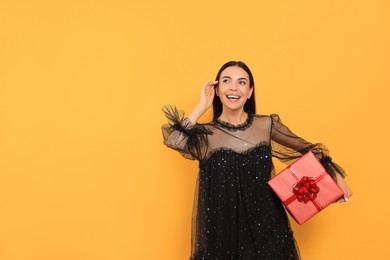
[162,61,352,260]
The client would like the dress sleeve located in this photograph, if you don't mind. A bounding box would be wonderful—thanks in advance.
[161,105,212,161]
[270,114,346,178]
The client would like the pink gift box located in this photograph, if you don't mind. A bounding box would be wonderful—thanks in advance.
[268,151,343,225]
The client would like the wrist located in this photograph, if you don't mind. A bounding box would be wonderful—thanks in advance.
[195,103,210,114]
[188,104,209,125]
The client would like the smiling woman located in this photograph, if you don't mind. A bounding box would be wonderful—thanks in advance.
[216,67,253,121]
[161,61,352,260]
[212,61,256,123]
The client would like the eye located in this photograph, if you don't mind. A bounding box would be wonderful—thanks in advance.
[222,79,230,83]
[239,80,247,85]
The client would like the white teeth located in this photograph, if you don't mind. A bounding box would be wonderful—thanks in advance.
[227,95,239,99]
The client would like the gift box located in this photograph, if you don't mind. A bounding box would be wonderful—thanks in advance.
[268,151,343,225]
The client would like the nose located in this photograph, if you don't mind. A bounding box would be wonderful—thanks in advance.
[229,84,238,91]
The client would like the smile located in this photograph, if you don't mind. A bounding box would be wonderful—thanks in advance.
[227,95,240,100]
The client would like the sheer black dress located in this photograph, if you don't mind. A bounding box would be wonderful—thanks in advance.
[162,106,345,260]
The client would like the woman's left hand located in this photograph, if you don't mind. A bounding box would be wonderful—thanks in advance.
[334,173,353,203]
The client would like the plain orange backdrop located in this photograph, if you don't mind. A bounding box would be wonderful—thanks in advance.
[0,0,389,259]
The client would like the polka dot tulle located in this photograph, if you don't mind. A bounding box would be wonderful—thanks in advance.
[192,145,299,259]
[162,106,345,260]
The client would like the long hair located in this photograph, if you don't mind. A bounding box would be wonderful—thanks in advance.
[212,61,256,119]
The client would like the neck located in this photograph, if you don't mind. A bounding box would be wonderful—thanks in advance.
[218,110,248,125]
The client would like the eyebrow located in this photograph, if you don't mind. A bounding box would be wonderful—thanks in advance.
[221,76,248,81]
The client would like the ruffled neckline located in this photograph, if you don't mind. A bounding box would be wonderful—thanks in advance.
[214,113,254,131]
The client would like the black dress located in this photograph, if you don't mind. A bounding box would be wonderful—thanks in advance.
[162,106,345,260]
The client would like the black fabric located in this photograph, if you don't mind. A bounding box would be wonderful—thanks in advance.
[162,106,345,260]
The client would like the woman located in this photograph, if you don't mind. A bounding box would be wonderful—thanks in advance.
[162,61,352,259]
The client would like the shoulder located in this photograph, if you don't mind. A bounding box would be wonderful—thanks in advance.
[253,114,286,130]
[269,113,281,121]
[253,114,278,122]
[198,121,215,131]
[252,114,273,128]
[268,114,285,127]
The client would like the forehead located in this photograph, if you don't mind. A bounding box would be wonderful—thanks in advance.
[220,66,249,79]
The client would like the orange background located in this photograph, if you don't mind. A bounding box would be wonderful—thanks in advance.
[0,0,389,259]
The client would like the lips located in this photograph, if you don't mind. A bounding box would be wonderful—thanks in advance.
[227,95,240,100]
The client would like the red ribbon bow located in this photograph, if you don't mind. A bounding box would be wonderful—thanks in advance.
[293,176,320,203]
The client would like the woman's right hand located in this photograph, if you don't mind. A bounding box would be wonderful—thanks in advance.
[187,80,218,124]
[199,80,218,110]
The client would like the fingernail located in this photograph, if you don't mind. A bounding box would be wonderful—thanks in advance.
[345,197,349,202]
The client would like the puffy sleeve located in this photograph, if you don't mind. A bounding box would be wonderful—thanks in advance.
[270,114,346,178]
[161,106,212,161]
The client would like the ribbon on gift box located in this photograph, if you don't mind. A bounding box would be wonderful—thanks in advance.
[283,166,328,212]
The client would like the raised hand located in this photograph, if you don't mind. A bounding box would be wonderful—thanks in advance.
[187,80,218,124]
[199,80,218,110]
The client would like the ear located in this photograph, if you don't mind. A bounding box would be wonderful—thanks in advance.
[248,87,253,99]
[215,85,219,96]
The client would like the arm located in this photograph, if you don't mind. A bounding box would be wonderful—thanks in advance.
[187,80,218,124]
[161,81,218,160]
[270,114,352,203]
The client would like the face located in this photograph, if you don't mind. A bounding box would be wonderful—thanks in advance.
[216,66,253,112]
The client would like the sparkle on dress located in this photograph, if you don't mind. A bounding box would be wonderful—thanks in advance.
[162,106,345,260]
